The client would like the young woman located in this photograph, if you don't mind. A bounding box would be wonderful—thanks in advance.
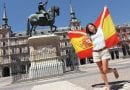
[86,23,119,90]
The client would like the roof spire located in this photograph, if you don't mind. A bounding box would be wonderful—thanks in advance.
[2,2,8,27]
[70,4,77,21]
[69,1,81,30]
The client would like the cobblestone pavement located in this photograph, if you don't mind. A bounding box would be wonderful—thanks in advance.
[0,58,130,90]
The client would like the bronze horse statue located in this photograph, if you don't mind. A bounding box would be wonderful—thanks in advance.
[26,1,60,36]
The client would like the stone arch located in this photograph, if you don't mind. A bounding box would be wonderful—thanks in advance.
[2,67,10,77]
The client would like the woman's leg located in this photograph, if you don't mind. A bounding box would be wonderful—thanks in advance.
[102,59,119,78]
[101,59,119,90]
[96,61,110,90]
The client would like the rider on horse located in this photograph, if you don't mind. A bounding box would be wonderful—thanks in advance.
[27,1,60,36]
[37,1,49,19]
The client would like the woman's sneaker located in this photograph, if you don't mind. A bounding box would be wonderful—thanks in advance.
[113,68,119,79]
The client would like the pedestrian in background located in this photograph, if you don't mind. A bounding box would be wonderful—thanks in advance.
[119,30,130,57]
[109,45,119,60]
[86,23,119,90]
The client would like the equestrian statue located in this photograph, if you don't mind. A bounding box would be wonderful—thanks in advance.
[26,1,60,36]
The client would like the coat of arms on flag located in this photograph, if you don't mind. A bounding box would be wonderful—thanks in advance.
[68,30,93,59]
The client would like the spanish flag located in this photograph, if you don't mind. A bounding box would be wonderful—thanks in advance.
[94,6,120,48]
[68,30,93,59]
[68,6,120,59]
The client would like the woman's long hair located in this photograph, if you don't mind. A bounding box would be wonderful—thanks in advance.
[86,23,97,35]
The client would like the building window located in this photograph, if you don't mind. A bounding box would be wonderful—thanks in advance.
[3,42,6,47]
[12,48,15,54]
[19,48,22,53]
[21,65,26,74]
[2,34,6,38]
[63,34,66,38]
[3,49,6,55]
[65,42,67,46]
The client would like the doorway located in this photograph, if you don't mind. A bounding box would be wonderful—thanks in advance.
[2,67,10,77]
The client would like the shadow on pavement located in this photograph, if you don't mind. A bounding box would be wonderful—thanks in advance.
[92,80,130,90]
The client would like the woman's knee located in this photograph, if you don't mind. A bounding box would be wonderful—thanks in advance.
[102,69,108,74]
[99,68,108,74]
[100,70,104,74]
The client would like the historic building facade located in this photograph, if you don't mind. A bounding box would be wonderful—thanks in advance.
[0,5,30,77]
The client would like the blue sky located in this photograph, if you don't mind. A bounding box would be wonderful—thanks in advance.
[0,0,130,32]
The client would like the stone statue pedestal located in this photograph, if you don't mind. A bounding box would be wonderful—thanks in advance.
[28,34,63,79]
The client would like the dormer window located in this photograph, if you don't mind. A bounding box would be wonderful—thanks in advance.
[19,34,22,36]
[41,32,44,34]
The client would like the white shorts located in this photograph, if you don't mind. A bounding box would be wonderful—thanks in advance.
[93,49,111,63]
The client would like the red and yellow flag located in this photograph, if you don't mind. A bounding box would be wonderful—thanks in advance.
[68,30,93,59]
[68,6,120,59]
[94,6,120,48]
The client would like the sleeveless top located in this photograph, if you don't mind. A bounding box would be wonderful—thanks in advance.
[90,27,106,50]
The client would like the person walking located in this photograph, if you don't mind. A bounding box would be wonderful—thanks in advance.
[86,23,119,90]
[119,30,130,57]
[109,45,119,60]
